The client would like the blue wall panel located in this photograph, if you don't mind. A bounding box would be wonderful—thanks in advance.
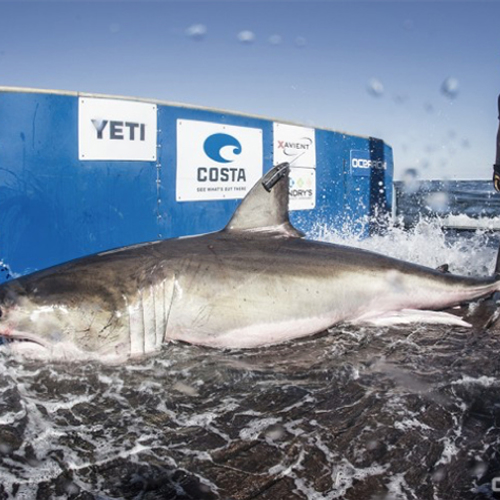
[0,88,393,283]
[0,91,159,279]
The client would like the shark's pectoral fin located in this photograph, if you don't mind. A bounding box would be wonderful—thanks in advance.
[352,309,472,328]
[224,162,305,238]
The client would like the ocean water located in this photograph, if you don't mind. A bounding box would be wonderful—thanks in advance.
[394,179,500,230]
[1,182,500,499]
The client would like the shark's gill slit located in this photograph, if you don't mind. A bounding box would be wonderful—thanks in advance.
[142,285,156,354]
[164,276,176,343]
[129,292,145,356]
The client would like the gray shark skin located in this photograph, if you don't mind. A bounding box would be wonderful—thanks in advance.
[0,163,499,362]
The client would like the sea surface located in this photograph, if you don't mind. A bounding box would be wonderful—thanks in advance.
[2,181,500,499]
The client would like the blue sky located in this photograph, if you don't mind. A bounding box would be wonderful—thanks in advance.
[0,0,499,180]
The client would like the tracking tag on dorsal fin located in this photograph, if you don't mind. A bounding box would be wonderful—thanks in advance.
[224,162,305,238]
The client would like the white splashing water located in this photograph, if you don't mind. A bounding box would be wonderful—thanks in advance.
[309,217,499,277]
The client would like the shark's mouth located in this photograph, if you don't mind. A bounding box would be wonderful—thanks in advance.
[0,329,49,355]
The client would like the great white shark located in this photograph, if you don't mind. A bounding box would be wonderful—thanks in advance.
[0,163,499,362]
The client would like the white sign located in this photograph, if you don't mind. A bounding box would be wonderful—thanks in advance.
[79,97,157,161]
[176,120,263,202]
[289,168,316,210]
[273,123,316,210]
[273,123,316,168]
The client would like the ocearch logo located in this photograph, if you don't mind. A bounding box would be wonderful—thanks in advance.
[351,157,387,170]
[203,133,242,163]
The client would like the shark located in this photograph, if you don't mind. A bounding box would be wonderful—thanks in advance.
[0,163,499,362]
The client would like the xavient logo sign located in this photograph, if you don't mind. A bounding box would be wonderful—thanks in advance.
[203,133,242,163]
[277,137,313,158]
[79,98,157,161]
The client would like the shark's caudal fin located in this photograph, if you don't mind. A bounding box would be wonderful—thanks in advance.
[224,162,305,238]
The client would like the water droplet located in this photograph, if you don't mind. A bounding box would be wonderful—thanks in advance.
[295,36,307,48]
[432,468,446,482]
[441,77,459,99]
[265,425,286,441]
[424,102,434,113]
[425,191,449,213]
[471,461,488,478]
[0,443,12,455]
[238,30,255,44]
[186,24,207,41]
[172,381,199,397]
[403,19,414,30]
[367,78,384,97]
[402,168,419,193]
[269,34,282,45]
[65,481,80,495]
[393,94,408,104]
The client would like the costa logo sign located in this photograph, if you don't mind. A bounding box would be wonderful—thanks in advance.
[203,133,242,163]
[176,120,263,202]
[196,133,246,182]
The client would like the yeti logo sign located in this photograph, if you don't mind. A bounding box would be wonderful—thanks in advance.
[91,120,146,141]
[79,98,157,161]
[176,120,263,202]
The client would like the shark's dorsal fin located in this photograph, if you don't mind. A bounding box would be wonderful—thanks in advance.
[224,162,305,238]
